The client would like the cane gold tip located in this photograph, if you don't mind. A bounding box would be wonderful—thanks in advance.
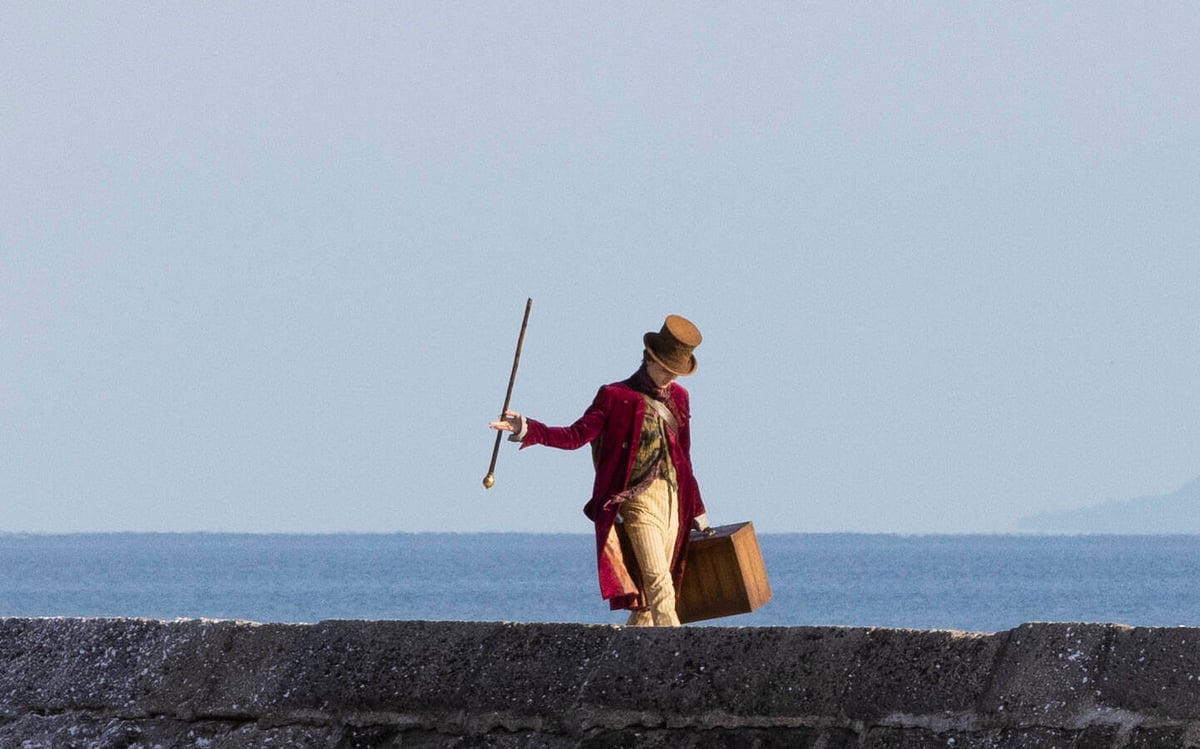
[483,474,495,489]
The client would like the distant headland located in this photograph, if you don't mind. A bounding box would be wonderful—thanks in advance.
[1018,476,1200,533]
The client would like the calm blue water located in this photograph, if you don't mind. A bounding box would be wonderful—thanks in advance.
[1,534,1197,632]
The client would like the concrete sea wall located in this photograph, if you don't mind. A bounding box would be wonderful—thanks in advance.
[2,618,1199,747]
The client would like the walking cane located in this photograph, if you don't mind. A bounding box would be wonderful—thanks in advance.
[483,297,533,489]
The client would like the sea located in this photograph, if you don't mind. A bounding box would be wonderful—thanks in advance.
[2,533,1198,632]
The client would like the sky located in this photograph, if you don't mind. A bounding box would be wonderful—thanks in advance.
[2,3,1197,534]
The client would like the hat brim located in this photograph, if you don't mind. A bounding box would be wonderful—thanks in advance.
[643,333,698,376]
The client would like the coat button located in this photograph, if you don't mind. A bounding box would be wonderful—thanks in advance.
[621,442,629,449]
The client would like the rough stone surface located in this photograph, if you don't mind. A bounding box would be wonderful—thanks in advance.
[2,618,1200,747]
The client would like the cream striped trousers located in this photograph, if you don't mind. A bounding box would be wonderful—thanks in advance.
[620,476,681,627]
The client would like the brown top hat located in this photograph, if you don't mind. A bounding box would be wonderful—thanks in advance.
[643,314,702,376]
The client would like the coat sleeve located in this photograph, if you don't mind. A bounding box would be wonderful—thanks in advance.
[672,385,706,517]
[520,387,609,452]
[673,386,692,454]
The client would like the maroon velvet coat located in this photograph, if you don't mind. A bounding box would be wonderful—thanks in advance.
[521,379,706,610]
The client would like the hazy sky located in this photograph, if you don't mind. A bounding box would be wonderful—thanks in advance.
[3,3,1197,534]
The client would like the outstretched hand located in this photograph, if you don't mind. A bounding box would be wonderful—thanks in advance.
[489,410,524,434]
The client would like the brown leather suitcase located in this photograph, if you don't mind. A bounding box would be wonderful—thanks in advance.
[676,521,772,623]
